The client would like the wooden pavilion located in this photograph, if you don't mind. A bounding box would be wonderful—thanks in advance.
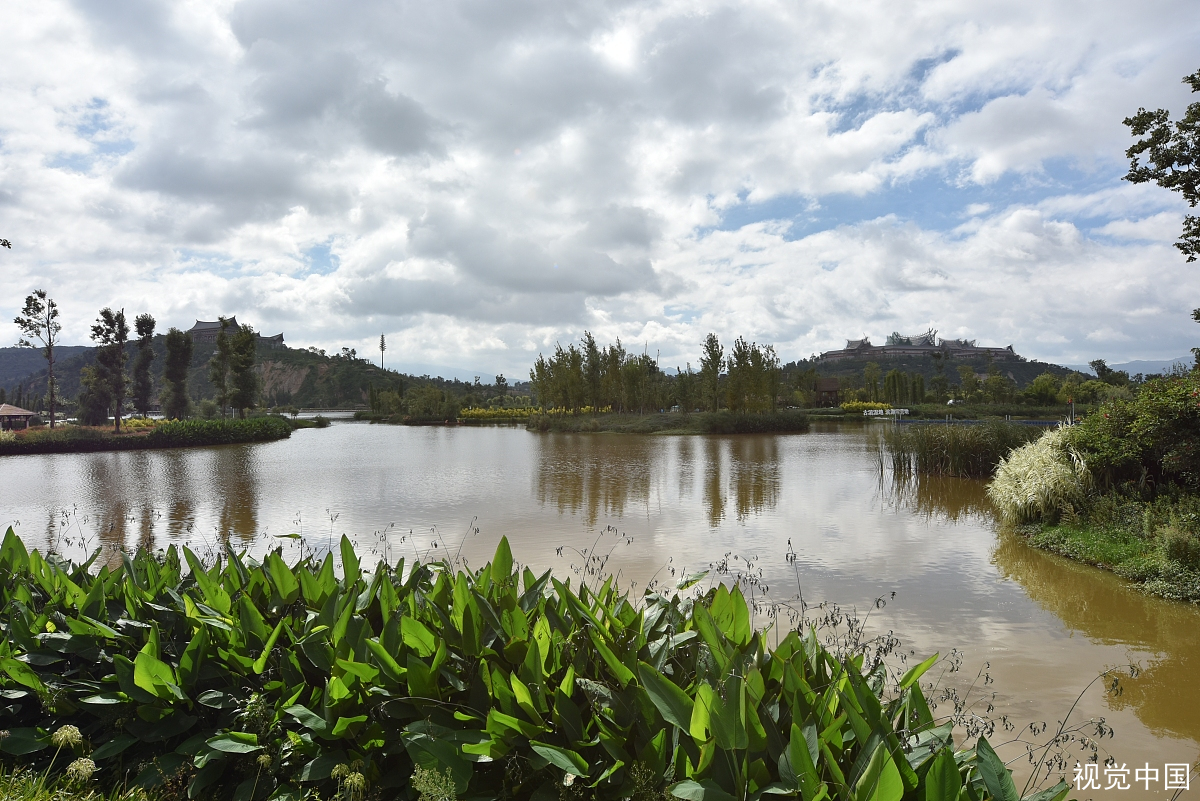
[0,404,34,430]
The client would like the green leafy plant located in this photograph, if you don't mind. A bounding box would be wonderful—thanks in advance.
[0,529,1068,801]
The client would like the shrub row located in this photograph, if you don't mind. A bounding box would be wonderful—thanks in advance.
[0,530,1064,801]
[0,417,294,456]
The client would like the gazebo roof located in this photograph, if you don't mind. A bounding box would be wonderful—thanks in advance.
[0,404,34,417]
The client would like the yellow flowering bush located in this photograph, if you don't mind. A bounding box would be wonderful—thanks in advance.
[840,400,892,412]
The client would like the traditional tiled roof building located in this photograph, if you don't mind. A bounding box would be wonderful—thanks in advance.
[187,318,285,349]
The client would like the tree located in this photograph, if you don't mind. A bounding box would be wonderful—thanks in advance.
[77,366,111,426]
[495,374,508,400]
[207,318,234,418]
[863,362,881,402]
[90,308,129,432]
[957,364,979,399]
[161,327,193,419]
[380,334,386,369]
[1124,68,1200,261]
[13,290,62,428]
[582,331,603,412]
[229,324,260,418]
[675,364,697,413]
[699,334,724,412]
[131,314,156,417]
[0,240,10,248]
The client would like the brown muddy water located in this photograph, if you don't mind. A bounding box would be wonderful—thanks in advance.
[2,420,1197,796]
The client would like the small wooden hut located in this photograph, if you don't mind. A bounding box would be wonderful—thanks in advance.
[0,404,34,430]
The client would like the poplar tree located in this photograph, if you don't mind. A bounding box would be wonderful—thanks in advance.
[14,290,62,427]
[131,314,156,417]
[699,333,724,412]
[91,308,129,432]
[161,328,193,419]
[207,318,233,419]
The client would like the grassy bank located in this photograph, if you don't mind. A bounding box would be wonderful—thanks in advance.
[0,529,1063,801]
[1017,491,1200,602]
[986,372,1200,603]
[527,409,811,434]
[0,417,296,456]
[881,421,1047,478]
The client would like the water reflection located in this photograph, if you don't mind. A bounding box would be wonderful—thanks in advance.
[212,448,259,543]
[880,473,994,523]
[729,437,779,522]
[993,530,1200,742]
[535,435,655,526]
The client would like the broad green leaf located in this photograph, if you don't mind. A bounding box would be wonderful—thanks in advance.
[670,779,737,801]
[206,732,262,754]
[178,626,210,690]
[589,630,634,687]
[492,536,514,580]
[0,658,45,693]
[134,648,182,701]
[402,617,437,657]
[92,734,138,760]
[285,704,330,736]
[638,661,694,731]
[898,653,939,690]
[330,715,368,737]
[530,740,589,776]
[975,737,1020,801]
[854,744,903,801]
[267,551,300,603]
[252,619,286,674]
[924,750,961,801]
[339,535,360,583]
[1022,779,1070,801]
[0,728,47,756]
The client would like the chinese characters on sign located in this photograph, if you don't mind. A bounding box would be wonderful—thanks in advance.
[1074,763,1191,791]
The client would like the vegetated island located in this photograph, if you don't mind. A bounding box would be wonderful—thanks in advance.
[0,416,313,456]
[0,528,1071,801]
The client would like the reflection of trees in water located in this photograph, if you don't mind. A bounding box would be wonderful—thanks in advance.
[86,454,134,553]
[993,530,1200,742]
[880,473,993,523]
[703,438,724,526]
[213,447,259,544]
[730,437,779,522]
[535,435,655,526]
[703,436,780,525]
[159,450,196,540]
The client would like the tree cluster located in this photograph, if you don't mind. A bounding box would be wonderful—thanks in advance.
[527,333,781,414]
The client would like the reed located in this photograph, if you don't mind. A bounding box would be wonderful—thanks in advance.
[881,421,1044,479]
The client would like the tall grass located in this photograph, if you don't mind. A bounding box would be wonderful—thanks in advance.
[986,427,1091,524]
[881,421,1045,479]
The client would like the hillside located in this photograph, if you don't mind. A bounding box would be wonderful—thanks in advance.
[1,340,519,412]
[789,352,1083,388]
[0,346,91,386]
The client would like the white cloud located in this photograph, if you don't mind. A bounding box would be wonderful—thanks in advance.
[0,0,1198,375]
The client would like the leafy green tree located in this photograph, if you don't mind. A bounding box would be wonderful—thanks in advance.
[207,318,234,419]
[699,333,724,411]
[957,364,979,399]
[13,290,62,427]
[229,324,260,418]
[77,365,111,426]
[494,374,508,400]
[131,313,156,417]
[1124,68,1200,261]
[863,362,881,402]
[160,328,193,419]
[1025,372,1061,405]
[582,331,602,412]
[912,372,925,404]
[675,364,697,412]
[90,308,130,431]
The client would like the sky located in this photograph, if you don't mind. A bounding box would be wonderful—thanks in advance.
[2,0,1199,379]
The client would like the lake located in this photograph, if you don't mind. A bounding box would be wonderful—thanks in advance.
[2,420,1197,795]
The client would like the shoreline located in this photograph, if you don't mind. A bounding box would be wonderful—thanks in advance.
[0,416,306,456]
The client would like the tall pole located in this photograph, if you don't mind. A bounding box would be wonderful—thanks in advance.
[380,333,386,370]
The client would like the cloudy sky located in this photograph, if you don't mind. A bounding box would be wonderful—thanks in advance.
[2,0,1199,377]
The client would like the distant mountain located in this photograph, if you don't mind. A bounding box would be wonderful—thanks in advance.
[0,345,92,387]
[1065,356,1192,376]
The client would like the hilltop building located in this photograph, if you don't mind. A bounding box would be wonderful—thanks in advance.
[188,318,285,349]
[818,329,1015,362]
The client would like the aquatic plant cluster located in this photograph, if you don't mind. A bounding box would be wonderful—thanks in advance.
[881,423,1045,479]
[0,530,1065,801]
[0,417,295,456]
